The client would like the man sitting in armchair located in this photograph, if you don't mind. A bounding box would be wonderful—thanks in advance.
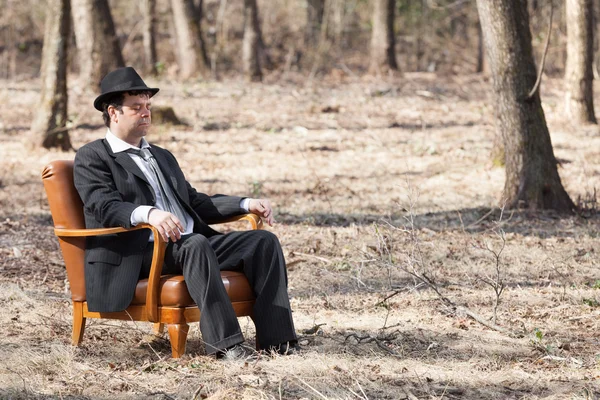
[73,67,298,358]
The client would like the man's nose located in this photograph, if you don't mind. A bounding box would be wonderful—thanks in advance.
[141,108,150,118]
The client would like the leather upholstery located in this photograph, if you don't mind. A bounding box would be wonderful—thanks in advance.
[42,161,87,301]
[132,271,255,306]
[42,160,254,308]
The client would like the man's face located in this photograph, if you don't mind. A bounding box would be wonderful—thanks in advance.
[109,93,152,145]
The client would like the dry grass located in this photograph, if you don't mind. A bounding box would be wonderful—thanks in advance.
[1,73,600,399]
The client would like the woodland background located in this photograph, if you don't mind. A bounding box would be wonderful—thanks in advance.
[1,0,600,399]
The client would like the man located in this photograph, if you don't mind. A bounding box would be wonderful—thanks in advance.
[74,67,298,358]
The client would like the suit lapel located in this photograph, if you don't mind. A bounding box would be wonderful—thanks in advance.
[103,139,151,185]
[114,152,151,185]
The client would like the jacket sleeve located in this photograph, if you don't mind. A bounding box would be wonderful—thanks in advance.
[186,182,246,224]
[74,145,139,229]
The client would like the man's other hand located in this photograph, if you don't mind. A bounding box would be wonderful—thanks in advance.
[148,209,184,242]
[248,199,275,227]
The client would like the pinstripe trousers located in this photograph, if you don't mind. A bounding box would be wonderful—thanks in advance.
[141,229,297,354]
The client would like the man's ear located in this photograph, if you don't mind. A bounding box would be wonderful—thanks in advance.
[108,106,118,123]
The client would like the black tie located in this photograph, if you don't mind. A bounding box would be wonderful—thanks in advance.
[127,147,188,230]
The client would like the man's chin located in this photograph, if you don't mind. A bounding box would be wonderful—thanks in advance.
[136,126,151,135]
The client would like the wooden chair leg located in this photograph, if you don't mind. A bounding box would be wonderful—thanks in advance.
[167,323,189,358]
[153,323,165,335]
[72,301,86,346]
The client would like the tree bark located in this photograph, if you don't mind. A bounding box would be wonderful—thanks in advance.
[476,19,487,74]
[565,0,597,124]
[170,0,209,79]
[141,0,158,75]
[31,0,72,150]
[306,0,325,46]
[71,0,124,90]
[476,0,575,212]
[369,0,397,74]
[530,0,538,12]
[242,0,262,82]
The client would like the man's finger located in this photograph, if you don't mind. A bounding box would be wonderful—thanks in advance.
[159,227,169,243]
[170,216,185,232]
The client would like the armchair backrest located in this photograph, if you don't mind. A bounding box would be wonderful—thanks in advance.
[42,160,86,301]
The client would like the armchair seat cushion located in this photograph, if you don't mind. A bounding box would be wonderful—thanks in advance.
[132,271,255,307]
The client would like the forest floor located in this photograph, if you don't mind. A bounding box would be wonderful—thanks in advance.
[0,73,599,399]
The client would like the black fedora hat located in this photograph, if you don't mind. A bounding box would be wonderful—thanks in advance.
[93,67,159,111]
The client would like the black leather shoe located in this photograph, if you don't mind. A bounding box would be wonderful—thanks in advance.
[215,344,256,361]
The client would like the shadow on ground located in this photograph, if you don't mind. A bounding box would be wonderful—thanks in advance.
[278,207,599,237]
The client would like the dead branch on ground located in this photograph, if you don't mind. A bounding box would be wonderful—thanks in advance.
[379,184,515,336]
[345,331,402,358]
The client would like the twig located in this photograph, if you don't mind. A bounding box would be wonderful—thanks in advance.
[6,368,28,395]
[403,386,419,400]
[356,380,368,400]
[567,312,600,321]
[457,306,510,334]
[466,208,494,228]
[191,384,203,400]
[375,290,401,307]
[345,332,402,358]
[292,251,332,264]
[148,392,176,400]
[279,377,284,400]
[123,310,162,360]
[297,377,329,400]
[526,1,553,99]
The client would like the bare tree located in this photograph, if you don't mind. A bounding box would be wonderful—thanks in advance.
[31,0,72,150]
[306,0,325,45]
[476,19,487,74]
[170,0,209,79]
[141,0,158,75]
[565,0,597,124]
[476,0,574,212]
[242,0,262,81]
[369,0,397,74]
[71,0,124,90]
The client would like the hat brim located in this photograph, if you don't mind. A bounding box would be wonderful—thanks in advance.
[93,87,159,111]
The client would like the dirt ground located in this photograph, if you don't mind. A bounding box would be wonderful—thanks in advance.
[0,73,599,399]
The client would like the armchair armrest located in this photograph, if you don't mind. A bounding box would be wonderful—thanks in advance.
[54,224,167,323]
[214,213,263,230]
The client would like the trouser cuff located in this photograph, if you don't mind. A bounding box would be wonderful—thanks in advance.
[204,332,245,355]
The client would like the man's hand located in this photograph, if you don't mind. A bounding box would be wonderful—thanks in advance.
[248,198,275,227]
[148,209,184,242]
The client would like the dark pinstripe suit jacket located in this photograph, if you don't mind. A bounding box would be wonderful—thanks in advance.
[73,139,246,312]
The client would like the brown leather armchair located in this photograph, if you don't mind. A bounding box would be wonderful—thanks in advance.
[42,160,258,358]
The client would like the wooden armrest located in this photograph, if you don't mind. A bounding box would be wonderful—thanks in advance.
[55,224,166,323]
[214,213,263,230]
[54,224,154,237]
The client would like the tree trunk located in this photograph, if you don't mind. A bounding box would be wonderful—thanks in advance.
[31,0,72,150]
[476,0,575,212]
[565,0,597,124]
[242,0,262,82]
[170,0,209,79]
[141,0,158,75]
[476,18,488,74]
[71,0,124,90]
[369,0,397,74]
[306,0,325,45]
[194,0,210,67]
[530,0,538,12]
